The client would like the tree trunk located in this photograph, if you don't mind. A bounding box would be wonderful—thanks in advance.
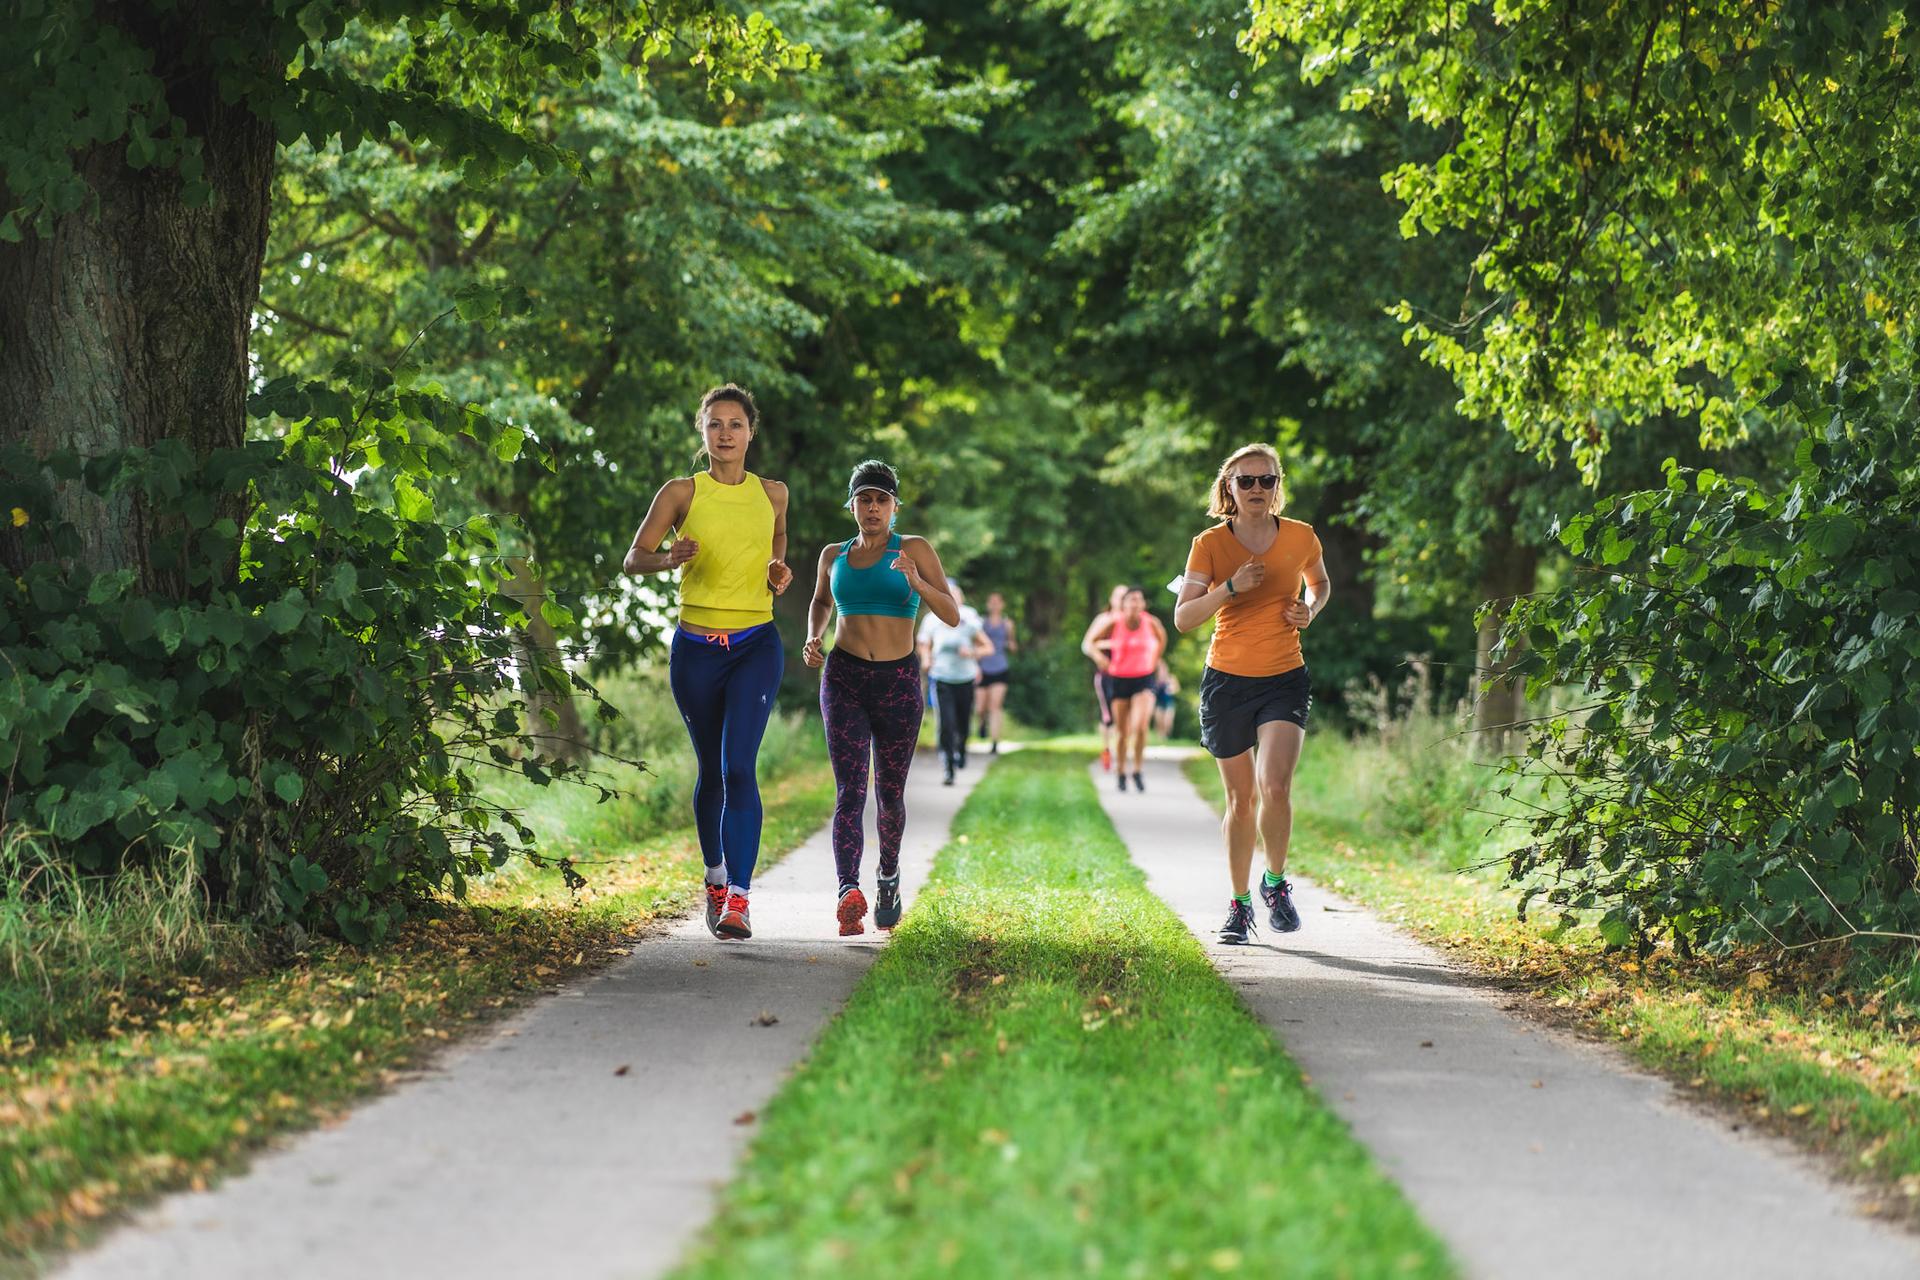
[1314,474,1377,621]
[0,3,276,596]
[1471,533,1539,755]
[504,556,589,762]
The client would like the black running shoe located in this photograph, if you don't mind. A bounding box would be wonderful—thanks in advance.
[1219,898,1256,945]
[1117,771,1128,792]
[875,875,903,929]
[1261,876,1302,933]
[1132,771,1145,792]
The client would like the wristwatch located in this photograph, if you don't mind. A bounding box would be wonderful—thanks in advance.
[1225,578,1237,597]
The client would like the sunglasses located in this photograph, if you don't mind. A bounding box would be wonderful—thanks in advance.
[1233,474,1279,491]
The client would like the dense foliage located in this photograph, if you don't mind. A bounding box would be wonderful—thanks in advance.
[1,360,608,943]
[1244,1,1920,945]
[1507,386,1920,950]
[8,0,1911,955]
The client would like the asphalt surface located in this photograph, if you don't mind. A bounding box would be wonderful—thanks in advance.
[1094,754,1920,1280]
[55,750,984,1280]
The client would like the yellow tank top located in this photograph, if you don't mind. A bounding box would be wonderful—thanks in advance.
[678,471,775,630]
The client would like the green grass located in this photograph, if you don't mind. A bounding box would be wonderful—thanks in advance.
[1184,727,1920,1212]
[2,715,833,1272]
[672,752,1454,1280]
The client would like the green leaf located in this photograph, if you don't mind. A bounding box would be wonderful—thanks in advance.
[393,477,435,522]
[264,589,307,634]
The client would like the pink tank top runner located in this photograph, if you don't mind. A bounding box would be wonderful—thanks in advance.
[1107,617,1159,678]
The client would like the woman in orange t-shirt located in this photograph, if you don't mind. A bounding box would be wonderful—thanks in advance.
[1173,443,1331,946]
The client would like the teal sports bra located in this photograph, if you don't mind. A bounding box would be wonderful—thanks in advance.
[831,533,920,619]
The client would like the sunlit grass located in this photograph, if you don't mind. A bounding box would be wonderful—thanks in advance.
[673,752,1453,1280]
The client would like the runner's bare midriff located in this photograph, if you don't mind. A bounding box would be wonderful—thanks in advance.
[833,613,915,662]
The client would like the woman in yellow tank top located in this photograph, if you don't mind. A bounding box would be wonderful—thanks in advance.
[623,384,792,942]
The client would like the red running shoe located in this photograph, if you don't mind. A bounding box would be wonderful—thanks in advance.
[716,890,752,940]
[837,886,868,937]
[1100,747,1113,771]
[703,881,728,938]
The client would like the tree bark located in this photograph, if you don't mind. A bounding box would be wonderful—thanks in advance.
[504,555,590,762]
[1471,532,1539,755]
[0,2,276,597]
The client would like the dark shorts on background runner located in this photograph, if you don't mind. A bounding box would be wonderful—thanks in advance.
[979,670,1009,688]
[1198,665,1310,758]
[1103,673,1156,702]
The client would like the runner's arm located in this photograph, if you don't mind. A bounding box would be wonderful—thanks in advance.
[1305,553,1331,619]
[805,544,837,648]
[762,479,791,594]
[901,537,961,626]
[1080,614,1116,666]
[622,478,694,575]
[1173,575,1230,632]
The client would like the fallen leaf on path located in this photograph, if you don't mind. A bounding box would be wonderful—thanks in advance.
[733,1111,756,1126]
[751,1010,779,1026]
[614,1064,630,1077]
[1419,1040,1434,1049]
[692,959,709,968]
[1531,1080,1544,1089]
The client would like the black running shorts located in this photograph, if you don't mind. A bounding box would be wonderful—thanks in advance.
[1198,665,1311,758]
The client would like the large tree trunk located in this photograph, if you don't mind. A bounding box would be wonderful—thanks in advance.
[1471,533,1539,755]
[0,3,275,596]
[503,555,590,762]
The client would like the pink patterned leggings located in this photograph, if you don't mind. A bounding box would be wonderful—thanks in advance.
[820,649,924,890]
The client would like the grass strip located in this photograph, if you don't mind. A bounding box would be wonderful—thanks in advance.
[1,760,834,1273]
[1184,745,1920,1212]
[673,751,1453,1280]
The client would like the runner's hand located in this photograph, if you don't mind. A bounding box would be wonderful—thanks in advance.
[1283,599,1313,629]
[666,538,699,568]
[802,636,825,668]
[892,554,925,591]
[1229,559,1265,594]
[768,559,792,595]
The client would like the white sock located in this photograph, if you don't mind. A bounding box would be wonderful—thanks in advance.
[704,864,726,886]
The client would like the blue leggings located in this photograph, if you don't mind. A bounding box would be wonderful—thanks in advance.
[668,624,784,891]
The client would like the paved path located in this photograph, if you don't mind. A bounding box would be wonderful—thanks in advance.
[1094,755,1920,1280]
[57,752,983,1280]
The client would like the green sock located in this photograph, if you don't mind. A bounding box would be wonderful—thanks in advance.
[1263,869,1284,888]
[1234,891,1252,906]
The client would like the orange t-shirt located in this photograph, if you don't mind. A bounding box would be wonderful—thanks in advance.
[1185,518,1323,677]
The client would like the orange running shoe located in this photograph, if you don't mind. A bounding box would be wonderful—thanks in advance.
[1100,746,1113,771]
[716,890,752,940]
[703,881,728,938]
[837,886,868,937]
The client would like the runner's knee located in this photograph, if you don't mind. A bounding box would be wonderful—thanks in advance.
[1258,774,1293,807]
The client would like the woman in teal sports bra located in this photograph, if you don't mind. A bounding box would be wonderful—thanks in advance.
[803,460,962,936]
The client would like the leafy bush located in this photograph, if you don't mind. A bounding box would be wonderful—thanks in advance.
[0,372,603,943]
[1500,382,1920,953]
